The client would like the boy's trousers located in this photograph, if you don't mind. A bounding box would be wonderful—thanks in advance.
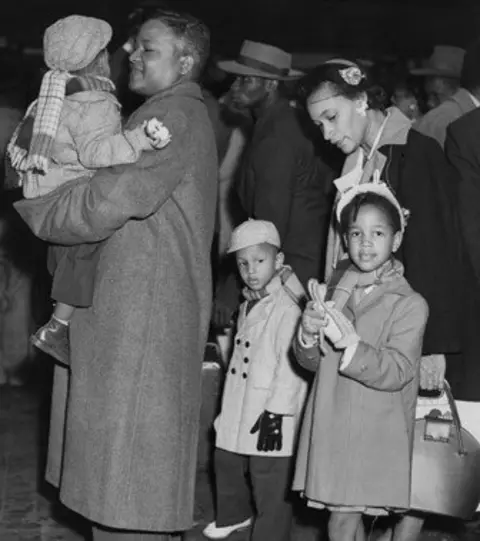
[214,448,293,541]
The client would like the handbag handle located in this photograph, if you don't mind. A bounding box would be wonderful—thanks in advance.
[442,381,467,456]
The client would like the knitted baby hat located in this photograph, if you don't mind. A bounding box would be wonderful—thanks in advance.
[44,15,112,72]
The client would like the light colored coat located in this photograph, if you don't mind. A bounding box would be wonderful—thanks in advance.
[293,269,428,509]
[215,271,308,457]
[414,88,477,149]
[14,81,218,531]
[25,91,151,198]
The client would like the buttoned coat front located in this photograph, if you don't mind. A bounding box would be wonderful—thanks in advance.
[14,81,218,532]
[215,273,308,457]
[292,270,428,509]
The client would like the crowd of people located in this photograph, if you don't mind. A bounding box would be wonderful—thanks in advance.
[1,3,480,541]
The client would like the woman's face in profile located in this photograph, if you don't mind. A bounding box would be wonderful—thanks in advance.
[129,19,184,96]
[307,82,367,155]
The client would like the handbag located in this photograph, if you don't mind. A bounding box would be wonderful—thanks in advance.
[410,382,480,519]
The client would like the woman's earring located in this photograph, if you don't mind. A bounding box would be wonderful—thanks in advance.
[356,100,368,117]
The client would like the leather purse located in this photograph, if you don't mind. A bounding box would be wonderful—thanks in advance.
[410,382,480,519]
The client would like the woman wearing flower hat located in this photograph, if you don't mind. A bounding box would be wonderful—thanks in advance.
[298,60,465,541]
[14,8,217,541]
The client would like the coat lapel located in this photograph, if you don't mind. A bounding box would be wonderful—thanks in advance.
[346,277,410,319]
[238,294,276,333]
[451,88,478,116]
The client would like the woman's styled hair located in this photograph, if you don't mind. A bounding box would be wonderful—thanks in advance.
[129,7,210,80]
[339,192,402,235]
[298,61,387,111]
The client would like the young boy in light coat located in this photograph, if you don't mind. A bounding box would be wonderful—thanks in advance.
[204,219,308,541]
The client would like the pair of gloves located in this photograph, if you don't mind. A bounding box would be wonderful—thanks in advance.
[301,279,359,351]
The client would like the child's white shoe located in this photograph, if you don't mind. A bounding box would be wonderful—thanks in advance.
[202,517,252,539]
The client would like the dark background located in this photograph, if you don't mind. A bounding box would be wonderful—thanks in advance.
[0,0,479,61]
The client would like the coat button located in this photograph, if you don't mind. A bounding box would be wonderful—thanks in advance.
[245,341,250,348]
[242,373,247,379]
[236,338,241,345]
[231,368,236,374]
[244,357,249,363]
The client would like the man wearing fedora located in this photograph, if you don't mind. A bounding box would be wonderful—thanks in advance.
[213,40,335,323]
[412,44,476,148]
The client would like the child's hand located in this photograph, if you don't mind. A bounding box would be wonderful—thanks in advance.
[250,411,283,452]
[301,301,327,338]
[323,308,359,350]
[144,118,172,149]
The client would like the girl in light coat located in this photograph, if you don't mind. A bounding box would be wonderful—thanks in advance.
[205,219,308,541]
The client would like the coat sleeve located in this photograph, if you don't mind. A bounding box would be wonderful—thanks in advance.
[265,306,305,415]
[71,98,151,168]
[413,107,450,148]
[445,124,480,286]
[340,294,428,391]
[14,108,189,245]
[293,328,323,372]
[398,134,462,355]
[251,132,296,242]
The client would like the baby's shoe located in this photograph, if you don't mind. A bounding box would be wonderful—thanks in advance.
[31,316,70,366]
[203,517,252,539]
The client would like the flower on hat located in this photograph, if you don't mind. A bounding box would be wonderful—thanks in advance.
[339,66,365,86]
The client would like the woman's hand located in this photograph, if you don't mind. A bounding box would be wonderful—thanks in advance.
[420,354,446,390]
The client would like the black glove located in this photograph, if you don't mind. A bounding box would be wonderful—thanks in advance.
[250,410,283,452]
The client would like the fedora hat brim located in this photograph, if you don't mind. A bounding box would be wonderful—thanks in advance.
[410,67,461,78]
[217,59,303,80]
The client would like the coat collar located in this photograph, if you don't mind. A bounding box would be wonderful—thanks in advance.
[253,97,292,134]
[444,87,478,115]
[128,81,204,125]
[346,276,411,318]
[335,107,411,192]
[238,270,304,330]
[146,80,204,104]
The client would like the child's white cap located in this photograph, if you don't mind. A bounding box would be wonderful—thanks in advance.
[227,219,281,253]
[336,178,409,232]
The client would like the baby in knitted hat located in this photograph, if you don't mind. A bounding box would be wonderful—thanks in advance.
[7,15,172,366]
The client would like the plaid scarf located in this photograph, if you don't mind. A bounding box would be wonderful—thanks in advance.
[7,70,115,191]
[242,265,300,302]
[327,258,404,312]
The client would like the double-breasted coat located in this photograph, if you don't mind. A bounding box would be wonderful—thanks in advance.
[14,81,218,531]
[215,271,308,457]
[293,266,429,509]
